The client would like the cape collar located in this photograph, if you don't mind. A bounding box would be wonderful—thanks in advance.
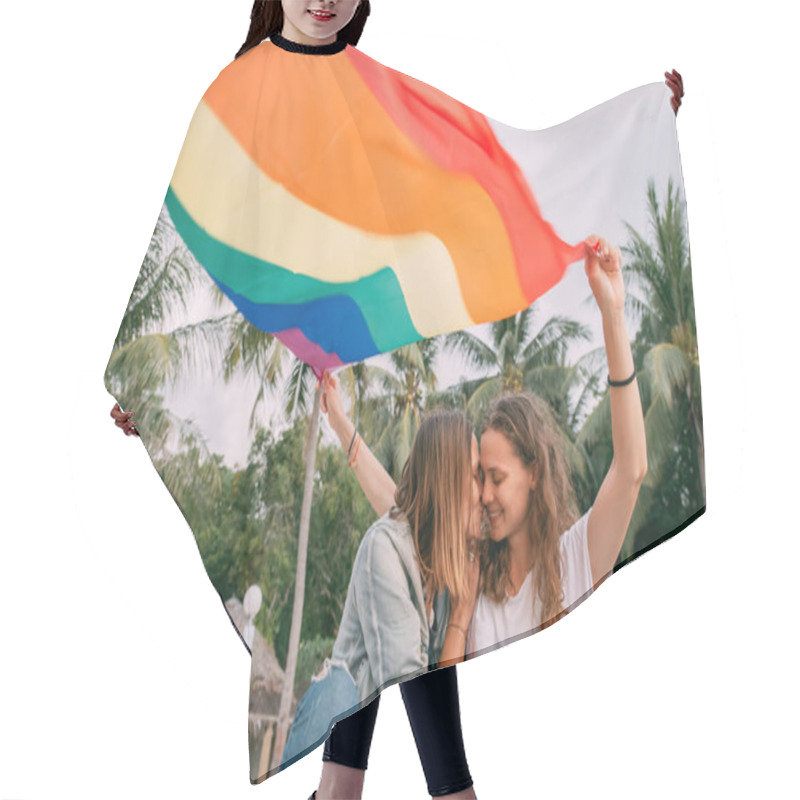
[270,30,348,56]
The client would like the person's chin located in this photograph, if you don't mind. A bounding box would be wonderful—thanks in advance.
[487,526,505,542]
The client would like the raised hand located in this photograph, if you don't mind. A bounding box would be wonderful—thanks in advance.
[110,402,139,437]
[583,235,624,316]
[318,369,347,430]
[665,68,684,116]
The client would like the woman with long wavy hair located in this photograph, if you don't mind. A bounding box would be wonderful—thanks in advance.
[462,235,648,652]
[284,405,483,798]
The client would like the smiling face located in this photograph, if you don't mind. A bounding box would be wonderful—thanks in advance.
[281,0,362,45]
[479,427,537,544]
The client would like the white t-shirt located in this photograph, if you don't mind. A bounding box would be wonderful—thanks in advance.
[467,508,595,654]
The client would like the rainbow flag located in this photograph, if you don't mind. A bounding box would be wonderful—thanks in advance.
[165,37,587,379]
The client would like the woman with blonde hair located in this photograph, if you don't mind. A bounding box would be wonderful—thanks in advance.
[282,405,483,798]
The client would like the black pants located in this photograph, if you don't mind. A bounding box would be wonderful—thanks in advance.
[322,665,473,797]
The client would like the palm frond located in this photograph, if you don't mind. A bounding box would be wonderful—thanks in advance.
[441,329,498,372]
[105,333,175,400]
[576,390,611,450]
[643,343,690,411]
[114,206,207,348]
[520,314,592,366]
[641,392,682,487]
[167,313,239,387]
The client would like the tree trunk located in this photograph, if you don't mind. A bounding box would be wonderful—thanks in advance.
[271,383,322,771]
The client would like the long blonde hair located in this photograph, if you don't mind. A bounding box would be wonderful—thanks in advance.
[390,410,474,606]
[479,393,579,628]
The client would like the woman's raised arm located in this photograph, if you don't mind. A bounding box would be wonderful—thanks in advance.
[319,370,398,517]
[582,236,648,587]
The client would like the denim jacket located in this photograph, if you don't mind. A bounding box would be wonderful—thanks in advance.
[330,510,451,702]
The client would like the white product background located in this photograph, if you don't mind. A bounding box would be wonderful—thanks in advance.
[1,1,797,798]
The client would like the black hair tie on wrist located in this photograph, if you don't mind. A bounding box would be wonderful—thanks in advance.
[347,428,358,457]
[608,368,637,387]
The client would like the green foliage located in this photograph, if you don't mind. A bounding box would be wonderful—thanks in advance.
[177,415,374,670]
[270,421,376,668]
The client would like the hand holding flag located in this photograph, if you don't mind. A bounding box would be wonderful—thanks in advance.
[584,235,624,316]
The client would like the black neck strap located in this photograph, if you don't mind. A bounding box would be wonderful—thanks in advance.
[270,31,348,55]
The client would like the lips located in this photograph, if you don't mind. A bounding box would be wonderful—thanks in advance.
[308,9,335,20]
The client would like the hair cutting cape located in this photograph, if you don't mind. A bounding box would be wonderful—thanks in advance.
[104,32,705,785]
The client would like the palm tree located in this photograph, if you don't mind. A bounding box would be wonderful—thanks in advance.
[193,304,327,771]
[218,313,288,433]
[577,177,704,560]
[104,204,234,501]
[438,303,599,493]
[358,339,442,480]
[271,375,323,772]
[437,304,591,417]
[110,206,202,348]
[623,176,703,501]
